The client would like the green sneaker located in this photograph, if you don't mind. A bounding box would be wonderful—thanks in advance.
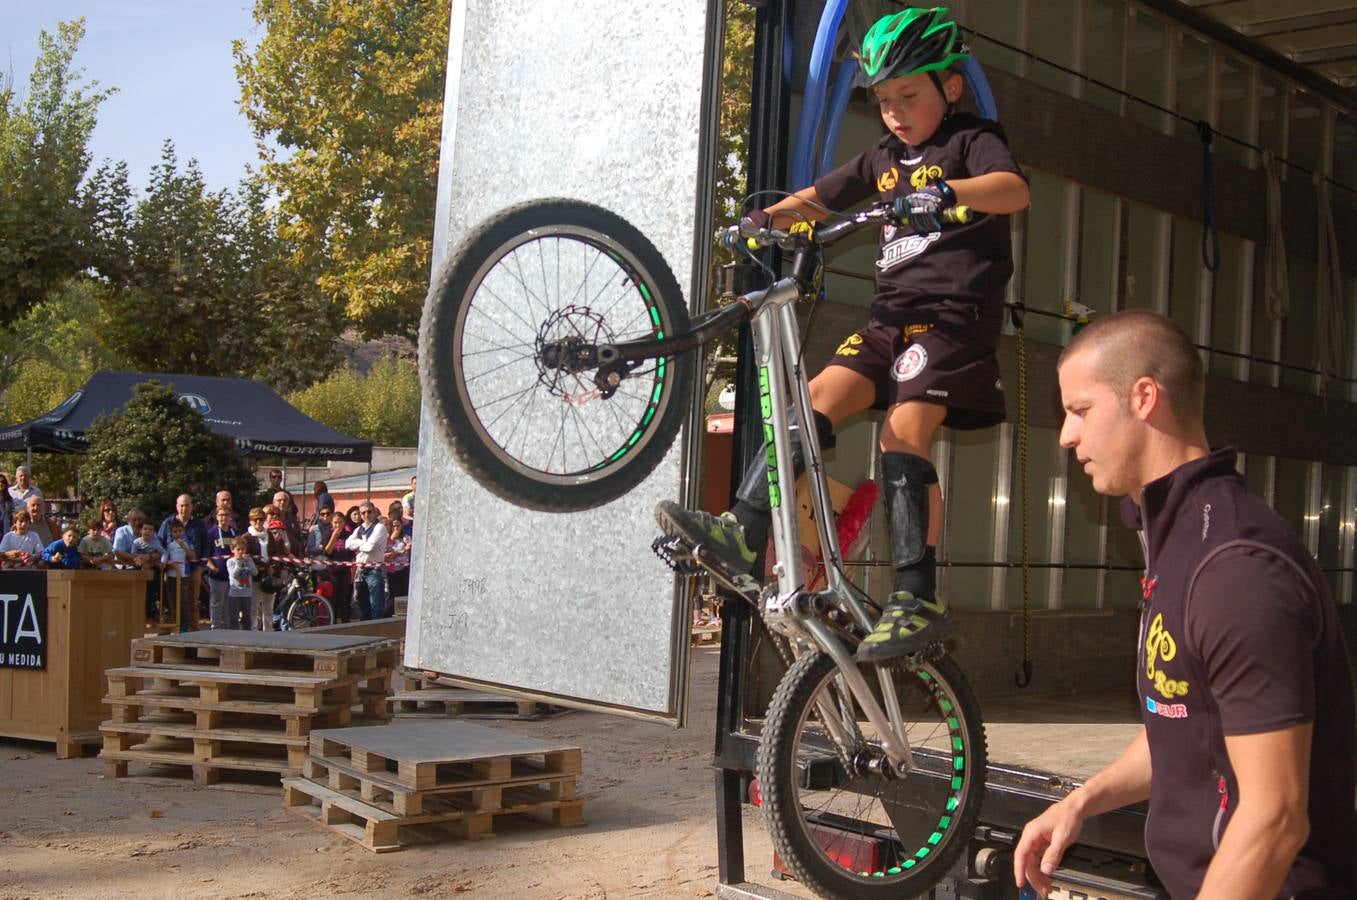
[856,591,953,662]
[655,501,757,581]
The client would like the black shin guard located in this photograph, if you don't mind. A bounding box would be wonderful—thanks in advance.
[881,451,938,599]
[731,410,836,551]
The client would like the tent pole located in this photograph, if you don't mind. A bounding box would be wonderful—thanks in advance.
[301,464,308,523]
[366,460,372,499]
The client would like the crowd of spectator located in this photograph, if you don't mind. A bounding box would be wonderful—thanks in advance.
[0,466,416,632]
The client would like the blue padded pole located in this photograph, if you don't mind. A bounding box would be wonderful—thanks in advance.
[960,55,998,121]
[790,0,849,190]
[817,59,858,180]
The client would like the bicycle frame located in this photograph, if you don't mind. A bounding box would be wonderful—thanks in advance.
[745,274,917,775]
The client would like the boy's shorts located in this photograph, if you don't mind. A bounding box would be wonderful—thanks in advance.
[826,322,1005,430]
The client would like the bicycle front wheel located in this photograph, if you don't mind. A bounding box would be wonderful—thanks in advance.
[756,651,986,899]
[420,199,693,513]
[285,594,334,630]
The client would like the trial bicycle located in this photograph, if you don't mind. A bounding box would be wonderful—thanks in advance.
[419,197,986,899]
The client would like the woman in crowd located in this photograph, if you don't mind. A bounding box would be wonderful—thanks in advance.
[346,505,363,528]
[98,499,121,539]
[0,473,10,535]
[384,500,412,612]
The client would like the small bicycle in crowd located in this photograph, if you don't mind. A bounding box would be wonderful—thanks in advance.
[269,560,335,630]
[419,197,985,898]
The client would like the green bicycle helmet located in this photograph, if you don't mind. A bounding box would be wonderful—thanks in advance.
[858,6,970,89]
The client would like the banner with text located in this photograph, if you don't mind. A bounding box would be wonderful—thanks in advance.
[0,570,47,669]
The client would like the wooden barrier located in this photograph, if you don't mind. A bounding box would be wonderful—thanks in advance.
[0,569,148,757]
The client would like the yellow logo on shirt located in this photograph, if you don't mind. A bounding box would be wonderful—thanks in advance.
[876,168,899,192]
[1144,613,1190,699]
[909,163,944,189]
[834,333,864,357]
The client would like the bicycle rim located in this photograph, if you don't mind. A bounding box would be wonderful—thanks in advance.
[758,652,986,898]
[452,220,682,489]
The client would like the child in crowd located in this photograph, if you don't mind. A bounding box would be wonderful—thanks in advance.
[132,521,166,624]
[0,510,45,567]
[0,510,44,567]
[41,525,82,569]
[226,538,258,631]
[245,507,271,629]
[657,7,1028,661]
[164,520,197,631]
[79,517,115,569]
[205,507,240,629]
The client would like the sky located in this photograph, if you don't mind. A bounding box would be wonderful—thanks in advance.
[5,1,263,194]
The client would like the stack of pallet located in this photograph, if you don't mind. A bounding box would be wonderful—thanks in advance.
[283,719,584,852]
[100,631,399,786]
[387,668,566,721]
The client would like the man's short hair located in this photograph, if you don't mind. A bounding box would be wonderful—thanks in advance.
[1058,310,1205,427]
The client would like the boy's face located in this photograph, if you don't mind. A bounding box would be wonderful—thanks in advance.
[217,510,232,528]
[141,523,156,539]
[872,71,959,145]
[232,544,248,558]
[87,525,100,538]
[63,530,78,546]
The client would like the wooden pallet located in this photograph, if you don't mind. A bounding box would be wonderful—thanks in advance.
[105,665,388,712]
[130,631,401,679]
[102,732,301,785]
[310,720,582,792]
[283,720,585,852]
[302,753,577,817]
[283,775,583,852]
[387,688,556,720]
[691,623,722,645]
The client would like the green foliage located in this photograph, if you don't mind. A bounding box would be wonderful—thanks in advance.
[287,353,419,446]
[83,145,344,392]
[716,3,756,225]
[80,381,259,522]
[234,0,450,341]
[0,19,114,326]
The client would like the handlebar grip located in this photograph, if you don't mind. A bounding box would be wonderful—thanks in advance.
[942,205,972,225]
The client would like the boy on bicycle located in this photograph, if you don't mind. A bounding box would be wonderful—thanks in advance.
[658,7,1029,661]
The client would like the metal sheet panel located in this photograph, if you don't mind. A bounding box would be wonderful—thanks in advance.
[407,0,715,721]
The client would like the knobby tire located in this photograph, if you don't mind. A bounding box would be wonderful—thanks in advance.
[420,199,693,512]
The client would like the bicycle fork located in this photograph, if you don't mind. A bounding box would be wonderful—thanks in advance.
[748,282,916,776]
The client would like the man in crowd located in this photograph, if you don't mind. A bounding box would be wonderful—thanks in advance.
[8,465,42,513]
[345,502,388,620]
[1013,310,1355,898]
[112,508,149,565]
[158,494,211,623]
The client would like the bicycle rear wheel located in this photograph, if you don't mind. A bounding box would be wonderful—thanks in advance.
[285,594,334,630]
[420,199,693,512]
[756,651,986,899]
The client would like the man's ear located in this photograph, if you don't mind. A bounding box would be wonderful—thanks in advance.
[1128,376,1161,422]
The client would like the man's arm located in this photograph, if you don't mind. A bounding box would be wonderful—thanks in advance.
[763,186,830,229]
[1195,724,1312,899]
[1014,729,1152,897]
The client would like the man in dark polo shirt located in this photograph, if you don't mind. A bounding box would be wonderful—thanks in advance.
[1014,310,1356,899]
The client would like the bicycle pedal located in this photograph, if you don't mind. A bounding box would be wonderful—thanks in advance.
[689,543,759,600]
[652,535,703,576]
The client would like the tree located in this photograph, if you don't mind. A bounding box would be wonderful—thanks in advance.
[86,144,344,391]
[234,0,450,341]
[80,381,259,522]
[287,352,419,446]
[0,19,113,327]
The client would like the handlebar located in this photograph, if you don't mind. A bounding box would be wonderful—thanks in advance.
[719,202,973,253]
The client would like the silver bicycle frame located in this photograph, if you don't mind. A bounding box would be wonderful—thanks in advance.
[747,277,915,772]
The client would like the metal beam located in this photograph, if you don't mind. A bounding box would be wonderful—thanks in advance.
[1241,8,1357,37]
[1135,0,1357,115]
[1292,43,1357,64]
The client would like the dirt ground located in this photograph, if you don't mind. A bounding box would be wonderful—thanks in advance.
[0,647,787,900]
[0,647,1143,900]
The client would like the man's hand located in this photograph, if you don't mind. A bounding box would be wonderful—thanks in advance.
[901,181,956,234]
[1013,796,1087,897]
